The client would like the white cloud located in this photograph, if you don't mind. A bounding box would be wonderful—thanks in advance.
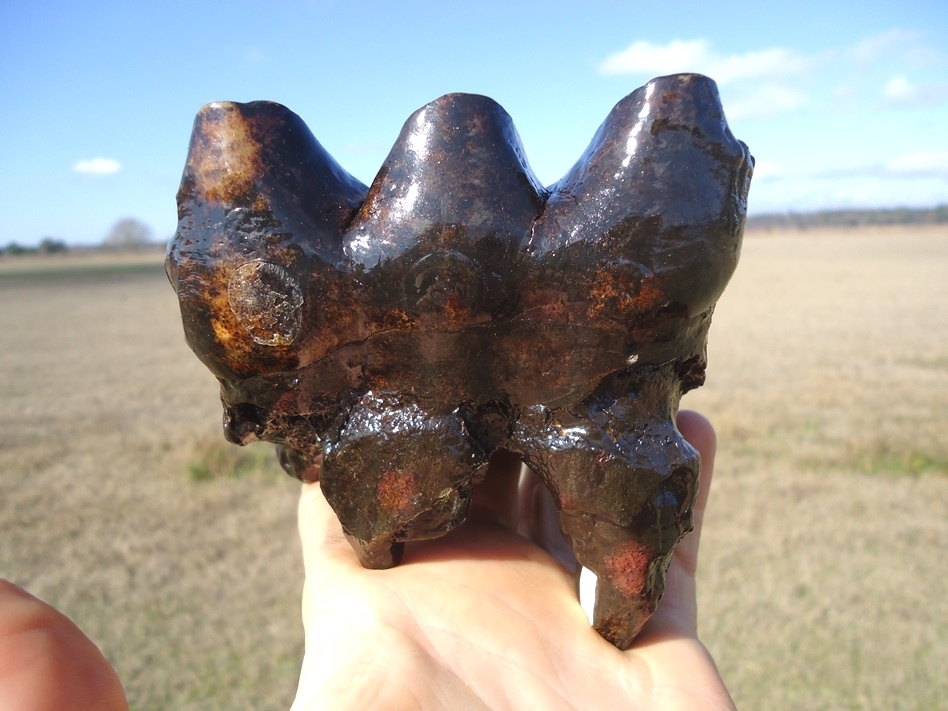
[847,29,921,66]
[709,47,811,85]
[809,152,948,181]
[848,28,944,70]
[725,84,808,121]
[598,38,813,121]
[882,75,948,107]
[598,39,810,85]
[597,30,948,125]
[599,39,711,76]
[73,157,122,175]
[751,160,781,180]
[883,75,913,102]
[885,151,948,177]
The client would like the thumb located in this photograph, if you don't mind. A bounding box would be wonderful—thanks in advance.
[298,482,361,575]
[637,409,716,640]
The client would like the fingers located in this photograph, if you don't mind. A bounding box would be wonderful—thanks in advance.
[0,580,128,711]
[673,409,717,577]
[636,410,716,642]
[676,409,717,515]
[298,482,362,575]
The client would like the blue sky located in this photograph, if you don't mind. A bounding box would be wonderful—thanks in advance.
[2,0,947,246]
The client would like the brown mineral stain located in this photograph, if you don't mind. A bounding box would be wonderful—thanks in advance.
[630,275,666,311]
[591,270,668,321]
[190,103,263,204]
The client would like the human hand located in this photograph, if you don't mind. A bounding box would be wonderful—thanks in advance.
[0,579,128,711]
[292,410,734,710]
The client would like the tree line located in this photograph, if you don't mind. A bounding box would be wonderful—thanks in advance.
[1,218,159,256]
[746,205,948,231]
[4,206,946,256]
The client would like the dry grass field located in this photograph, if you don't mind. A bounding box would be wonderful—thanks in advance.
[1,226,946,710]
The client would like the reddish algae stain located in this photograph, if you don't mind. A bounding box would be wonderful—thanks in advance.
[604,539,650,598]
[377,470,417,515]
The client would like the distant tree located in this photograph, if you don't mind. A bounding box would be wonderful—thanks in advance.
[38,237,68,254]
[2,242,36,256]
[103,218,154,249]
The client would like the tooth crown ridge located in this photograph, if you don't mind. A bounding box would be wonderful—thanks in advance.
[168,73,752,382]
[167,73,753,650]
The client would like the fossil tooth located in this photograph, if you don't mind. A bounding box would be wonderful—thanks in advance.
[168,73,753,649]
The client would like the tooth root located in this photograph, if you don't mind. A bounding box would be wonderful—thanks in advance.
[276,445,321,483]
[319,393,486,568]
[561,513,663,649]
[516,374,700,648]
[346,539,405,570]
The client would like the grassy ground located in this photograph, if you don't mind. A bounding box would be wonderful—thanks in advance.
[0,257,304,710]
[683,225,948,710]
[1,227,946,709]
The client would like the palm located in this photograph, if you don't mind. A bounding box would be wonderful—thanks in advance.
[292,412,734,710]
